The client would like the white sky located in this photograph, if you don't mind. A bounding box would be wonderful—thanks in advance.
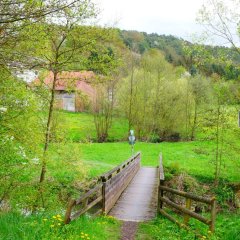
[94,0,205,40]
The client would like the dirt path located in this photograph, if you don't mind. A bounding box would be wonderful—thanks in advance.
[120,221,138,240]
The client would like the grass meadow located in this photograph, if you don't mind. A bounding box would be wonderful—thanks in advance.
[1,111,239,240]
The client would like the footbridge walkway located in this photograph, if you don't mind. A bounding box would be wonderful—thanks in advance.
[64,152,216,234]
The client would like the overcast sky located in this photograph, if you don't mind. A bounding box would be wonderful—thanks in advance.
[94,0,205,40]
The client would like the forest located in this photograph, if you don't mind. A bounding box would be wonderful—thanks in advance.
[0,0,239,239]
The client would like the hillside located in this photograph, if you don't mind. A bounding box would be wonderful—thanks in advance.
[120,30,240,80]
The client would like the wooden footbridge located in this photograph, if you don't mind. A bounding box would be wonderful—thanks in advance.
[64,152,216,234]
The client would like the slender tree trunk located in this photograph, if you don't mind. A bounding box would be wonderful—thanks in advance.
[214,103,220,185]
[39,70,58,183]
[190,100,197,141]
[128,54,134,132]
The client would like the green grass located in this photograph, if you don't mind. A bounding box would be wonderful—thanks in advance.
[49,141,239,182]
[2,111,239,240]
[57,111,128,142]
[0,212,120,240]
[137,213,240,240]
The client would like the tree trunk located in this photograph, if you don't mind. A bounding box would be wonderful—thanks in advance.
[214,103,220,185]
[190,100,197,141]
[39,70,58,183]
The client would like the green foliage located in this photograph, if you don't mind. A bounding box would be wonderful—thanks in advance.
[137,213,240,240]
[0,213,120,240]
[120,30,240,80]
[212,182,235,207]
[0,68,44,204]
[118,49,190,140]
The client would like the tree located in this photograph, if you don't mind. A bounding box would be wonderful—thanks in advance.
[90,31,126,142]
[0,0,83,67]
[118,49,188,141]
[0,67,44,203]
[17,0,99,184]
[197,0,240,54]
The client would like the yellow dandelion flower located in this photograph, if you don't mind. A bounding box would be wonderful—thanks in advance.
[57,214,61,218]
[52,216,57,219]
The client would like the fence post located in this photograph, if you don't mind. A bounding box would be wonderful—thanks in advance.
[183,198,192,225]
[101,177,106,214]
[158,153,165,211]
[210,197,216,232]
[64,199,76,224]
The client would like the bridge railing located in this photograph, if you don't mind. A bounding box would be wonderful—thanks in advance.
[101,152,141,213]
[157,153,216,233]
[64,152,141,224]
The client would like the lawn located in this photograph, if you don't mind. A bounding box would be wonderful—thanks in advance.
[49,141,239,182]
[137,213,240,240]
[57,111,128,142]
[0,212,120,240]
[1,111,239,240]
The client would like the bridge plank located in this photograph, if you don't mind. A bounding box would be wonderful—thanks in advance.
[108,167,158,222]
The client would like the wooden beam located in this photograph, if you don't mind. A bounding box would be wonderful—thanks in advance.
[75,184,102,205]
[159,153,165,181]
[101,152,141,180]
[210,198,216,232]
[71,196,102,220]
[159,186,213,204]
[64,199,76,224]
[183,198,192,225]
[160,196,211,225]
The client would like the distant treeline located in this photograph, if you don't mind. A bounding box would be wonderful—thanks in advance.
[119,30,240,80]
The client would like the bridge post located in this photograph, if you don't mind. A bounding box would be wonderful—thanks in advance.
[101,176,106,214]
[158,153,165,212]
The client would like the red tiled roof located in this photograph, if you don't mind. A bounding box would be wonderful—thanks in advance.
[33,71,96,98]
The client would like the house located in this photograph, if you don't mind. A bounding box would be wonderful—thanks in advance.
[33,71,96,112]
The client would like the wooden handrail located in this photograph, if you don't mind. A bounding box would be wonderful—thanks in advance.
[157,153,217,233]
[159,186,214,204]
[160,196,211,225]
[64,184,102,224]
[101,152,141,181]
[75,184,102,205]
[159,152,165,181]
[64,152,141,224]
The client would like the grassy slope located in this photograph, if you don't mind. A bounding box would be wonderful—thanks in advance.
[54,111,239,182]
[51,112,239,240]
[58,111,128,142]
[137,213,240,240]
[0,213,120,240]
[49,141,239,182]
[2,111,239,240]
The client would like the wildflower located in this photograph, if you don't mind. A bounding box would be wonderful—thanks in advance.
[52,216,57,219]
[0,107,7,113]
[32,157,39,164]
[56,214,61,218]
